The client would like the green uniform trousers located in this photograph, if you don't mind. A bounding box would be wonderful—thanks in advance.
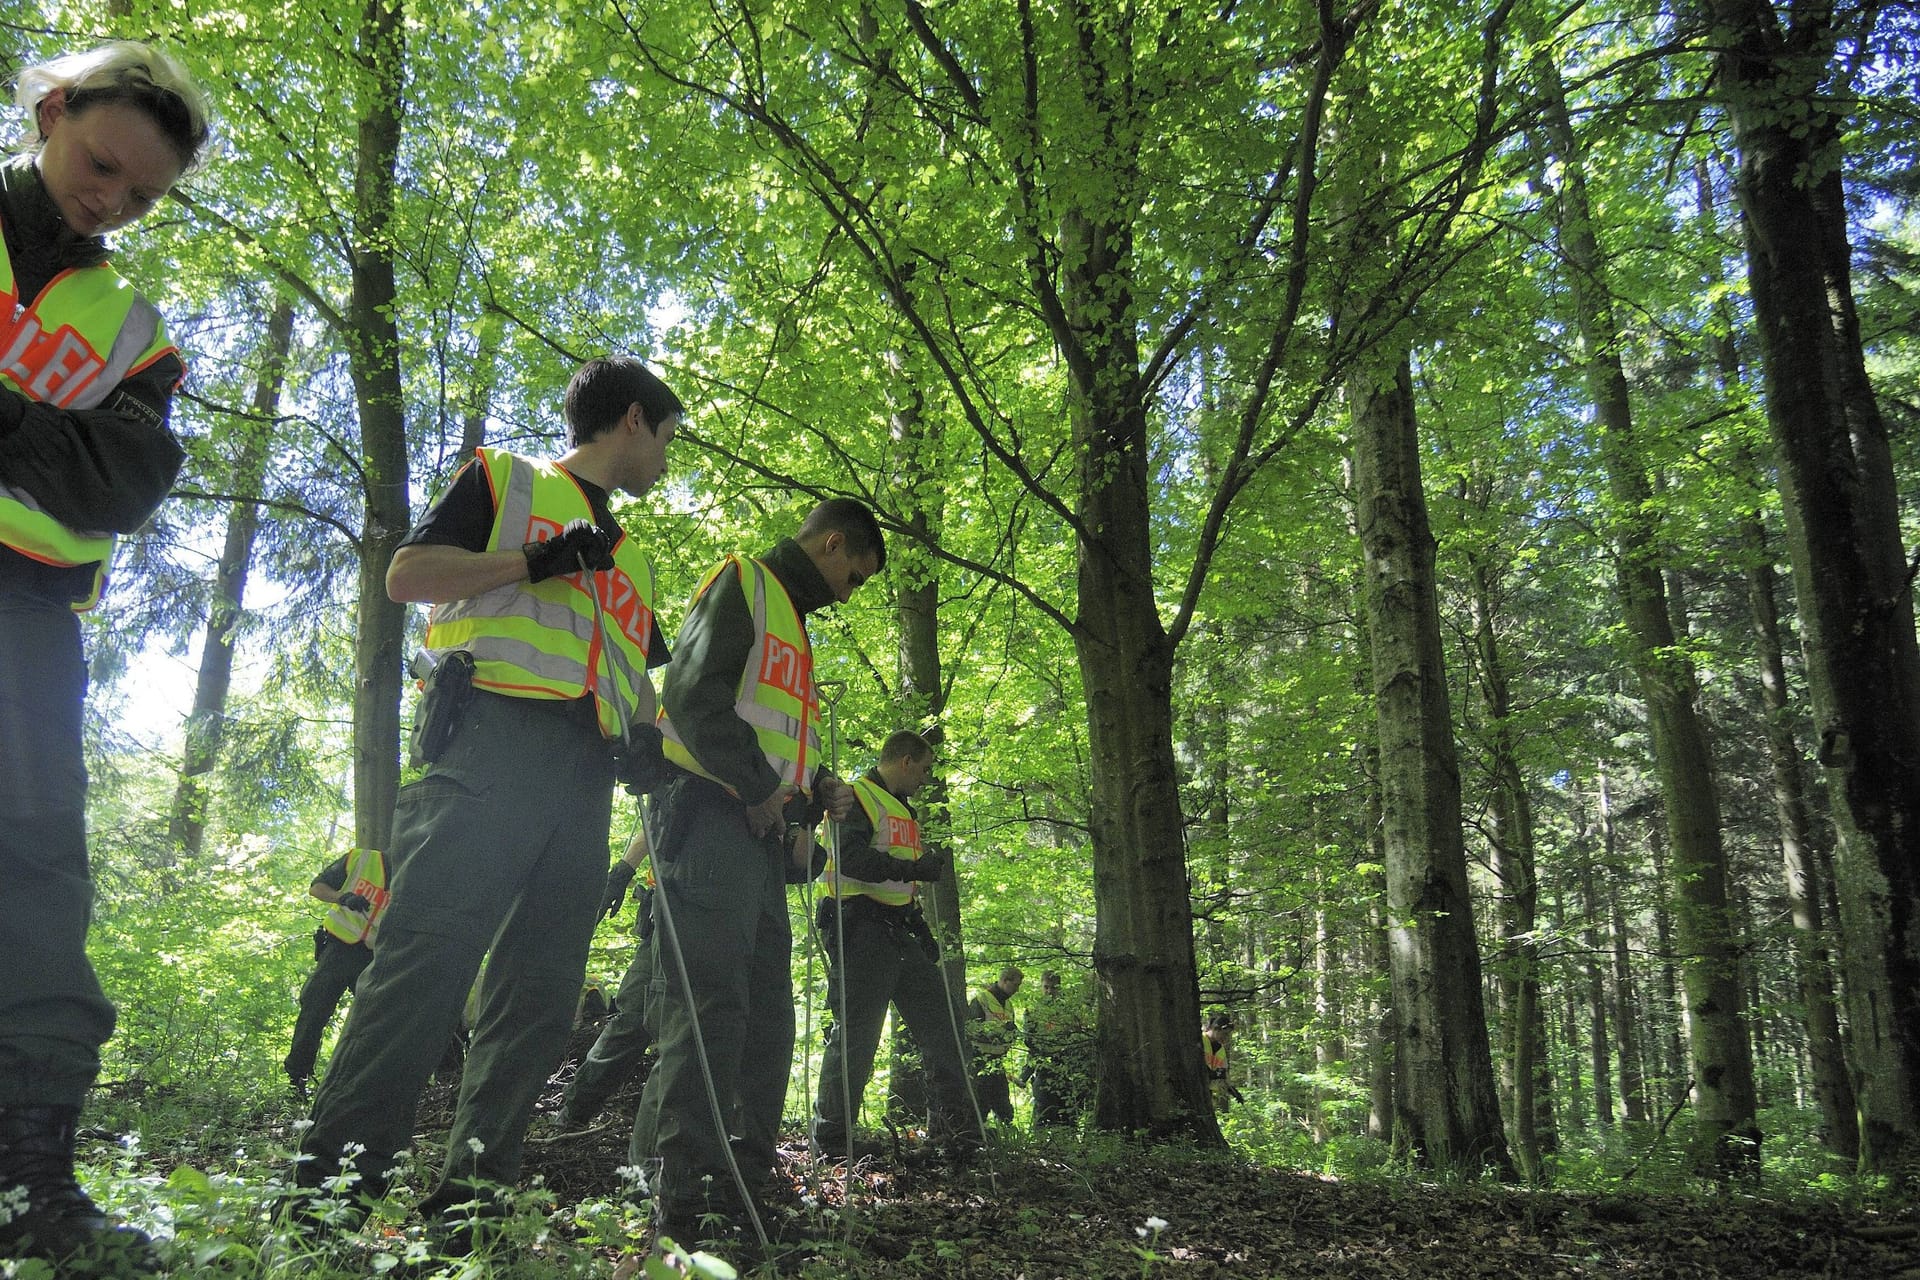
[0,599,113,1108]
[300,691,614,1211]
[629,773,793,1217]
[559,940,655,1124]
[284,933,373,1085]
[810,899,976,1146]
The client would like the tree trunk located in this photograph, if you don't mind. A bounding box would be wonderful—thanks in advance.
[1466,542,1544,1179]
[1572,797,1614,1131]
[1065,206,1217,1138]
[1351,349,1512,1177]
[1598,773,1648,1125]
[1706,0,1920,1171]
[1314,878,1345,1143]
[1554,882,1588,1135]
[347,0,411,857]
[1360,745,1395,1144]
[1692,145,1860,1152]
[885,344,971,1123]
[1647,827,1690,1106]
[1538,52,1758,1172]
[1745,515,1860,1158]
[166,298,295,862]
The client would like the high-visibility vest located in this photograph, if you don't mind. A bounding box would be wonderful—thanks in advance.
[1203,1033,1229,1078]
[423,448,657,741]
[823,774,921,907]
[322,847,390,945]
[658,555,819,797]
[973,986,1016,1059]
[0,220,181,611]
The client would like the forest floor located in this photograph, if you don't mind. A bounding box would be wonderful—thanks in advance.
[420,1034,1920,1280]
[112,1029,1920,1280]
[509,1113,1920,1279]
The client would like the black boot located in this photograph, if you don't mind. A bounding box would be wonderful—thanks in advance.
[0,1105,159,1276]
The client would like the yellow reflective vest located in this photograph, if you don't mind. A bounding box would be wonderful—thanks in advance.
[0,221,180,611]
[423,448,657,741]
[659,554,820,797]
[972,986,1017,1060]
[323,847,390,946]
[824,774,922,907]
[1204,1033,1228,1077]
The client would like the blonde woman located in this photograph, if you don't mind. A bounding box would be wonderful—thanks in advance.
[0,40,211,1274]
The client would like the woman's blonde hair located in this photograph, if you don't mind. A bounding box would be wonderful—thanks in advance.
[15,41,212,171]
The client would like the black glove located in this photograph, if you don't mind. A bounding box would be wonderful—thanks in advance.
[523,519,614,584]
[613,722,673,796]
[337,891,372,914]
[602,859,638,920]
[909,847,952,881]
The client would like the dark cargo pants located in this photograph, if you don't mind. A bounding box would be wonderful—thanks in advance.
[284,933,374,1085]
[628,774,793,1218]
[810,900,976,1147]
[0,598,112,1108]
[559,940,655,1124]
[299,691,614,1211]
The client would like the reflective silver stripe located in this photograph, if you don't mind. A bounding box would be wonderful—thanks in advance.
[432,629,582,683]
[729,561,807,744]
[494,455,536,543]
[433,576,597,640]
[68,296,163,410]
[738,559,769,690]
[594,614,655,722]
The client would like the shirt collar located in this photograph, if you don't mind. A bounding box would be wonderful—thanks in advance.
[0,156,110,275]
[761,537,835,617]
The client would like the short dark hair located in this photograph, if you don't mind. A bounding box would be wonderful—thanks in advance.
[798,497,885,572]
[879,729,933,765]
[564,357,684,446]
[1205,1011,1234,1032]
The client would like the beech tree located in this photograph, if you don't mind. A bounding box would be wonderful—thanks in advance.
[1534,47,1759,1170]
[167,298,296,861]
[1705,0,1920,1169]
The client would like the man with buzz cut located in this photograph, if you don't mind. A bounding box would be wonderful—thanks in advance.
[289,356,682,1260]
[811,729,980,1159]
[630,497,884,1247]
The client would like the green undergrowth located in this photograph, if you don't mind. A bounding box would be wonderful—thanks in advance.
[7,1084,1905,1280]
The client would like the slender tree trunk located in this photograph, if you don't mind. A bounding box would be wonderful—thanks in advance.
[1314,875,1346,1143]
[347,0,411,857]
[1466,541,1543,1179]
[992,10,1217,1142]
[1694,149,1859,1152]
[1361,744,1395,1144]
[1706,0,1920,1170]
[1043,81,1218,1139]
[1598,773,1648,1125]
[1351,349,1512,1177]
[1531,991,1557,1157]
[1647,828,1690,1106]
[1572,799,1614,1130]
[1744,517,1860,1156]
[167,298,296,862]
[1538,53,1758,1172]
[1554,883,1588,1136]
[885,341,971,1121]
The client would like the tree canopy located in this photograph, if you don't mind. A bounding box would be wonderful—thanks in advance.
[11,0,1920,1268]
